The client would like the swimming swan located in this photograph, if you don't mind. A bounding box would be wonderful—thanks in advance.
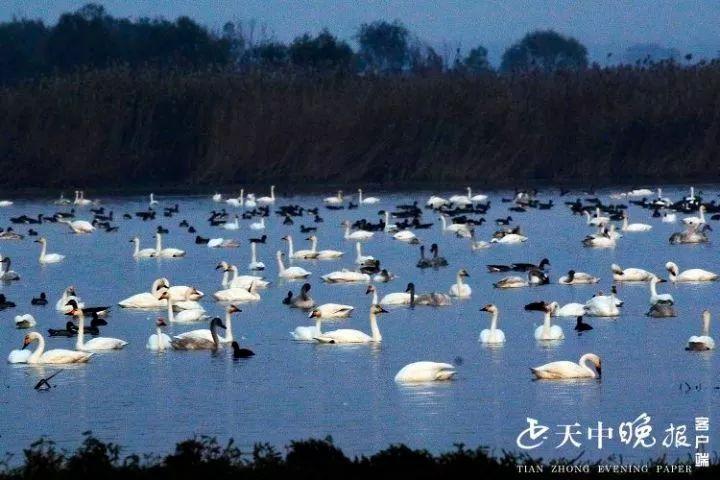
[35,238,65,264]
[449,269,471,298]
[283,235,318,260]
[558,270,599,285]
[666,261,718,282]
[15,332,93,364]
[649,277,674,305]
[154,233,185,258]
[174,304,240,344]
[394,361,456,383]
[687,310,715,351]
[611,264,657,282]
[479,304,506,344]
[146,318,172,351]
[313,304,386,344]
[524,301,564,341]
[68,300,127,351]
[276,251,311,279]
[531,353,601,380]
[307,235,344,259]
[131,237,156,258]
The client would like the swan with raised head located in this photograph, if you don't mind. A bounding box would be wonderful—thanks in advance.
[160,291,209,322]
[283,283,315,309]
[35,238,65,264]
[357,189,379,204]
[582,225,617,248]
[313,304,386,344]
[611,264,657,282]
[682,205,706,226]
[146,318,172,351]
[367,284,410,306]
[154,233,185,258]
[12,332,93,364]
[217,263,269,289]
[248,242,265,271]
[68,300,127,351]
[283,235,318,260]
[524,301,565,340]
[531,353,601,380]
[256,185,276,205]
[394,362,456,383]
[449,269,471,298]
[56,286,85,311]
[478,304,506,344]
[131,237,156,258]
[323,190,344,205]
[649,277,674,305]
[306,235,343,259]
[621,212,652,232]
[291,312,324,341]
[0,257,20,281]
[118,278,169,309]
[174,305,240,344]
[249,217,266,230]
[687,310,715,351]
[354,241,374,265]
[276,251,311,279]
[343,221,373,241]
[222,215,240,230]
[666,261,718,282]
[439,215,470,234]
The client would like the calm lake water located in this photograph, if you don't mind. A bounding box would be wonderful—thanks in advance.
[0,187,717,462]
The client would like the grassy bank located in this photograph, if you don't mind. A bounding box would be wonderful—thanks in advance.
[2,63,719,189]
[0,435,716,479]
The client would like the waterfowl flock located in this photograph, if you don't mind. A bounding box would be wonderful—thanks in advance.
[1,185,717,388]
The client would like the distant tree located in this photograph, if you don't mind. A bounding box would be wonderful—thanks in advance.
[622,43,679,66]
[461,45,491,73]
[0,19,49,82]
[500,30,587,73]
[356,20,409,73]
[408,40,443,75]
[245,41,288,67]
[288,29,353,71]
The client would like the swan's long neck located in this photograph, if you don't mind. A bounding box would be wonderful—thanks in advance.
[240,188,245,206]
[344,224,351,239]
[371,290,378,305]
[358,189,363,203]
[287,237,294,257]
[384,211,390,228]
[270,185,275,201]
[542,312,551,337]
[440,216,447,229]
[650,281,658,297]
[490,311,499,332]
[315,317,322,335]
[230,266,238,284]
[224,310,234,342]
[622,216,628,229]
[156,325,165,351]
[310,237,318,252]
[276,252,285,273]
[369,312,381,342]
[467,186,472,198]
[133,240,140,256]
[221,269,229,287]
[355,242,362,261]
[155,234,162,253]
[456,273,464,290]
[39,241,47,260]
[251,242,258,263]
[166,296,175,323]
[210,322,220,348]
[75,312,86,350]
[703,313,711,336]
[579,354,596,378]
[29,335,44,363]
[700,208,705,223]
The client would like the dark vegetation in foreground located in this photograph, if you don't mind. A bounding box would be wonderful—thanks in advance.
[1,3,719,189]
[0,435,716,479]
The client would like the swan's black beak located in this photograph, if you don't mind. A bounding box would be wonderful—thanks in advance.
[480,306,488,312]
[596,365,602,378]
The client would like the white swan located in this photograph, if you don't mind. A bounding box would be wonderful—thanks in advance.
[321,269,370,283]
[225,189,243,207]
[439,215,470,234]
[449,269,471,298]
[256,185,276,205]
[354,241,374,264]
[291,312,323,341]
[249,217,266,230]
[552,302,587,317]
[314,304,386,344]
[149,193,158,206]
[558,270,599,285]
[425,195,448,209]
[154,233,185,258]
[160,291,209,322]
[584,208,609,226]
[531,353,601,380]
[146,318,172,351]
[383,211,398,233]
[0,256,20,281]
[343,221,373,241]
[16,332,93,364]
[323,190,344,205]
[207,238,239,248]
[248,242,265,271]
[490,233,527,244]
[649,277,674,305]
[59,218,95,234]
[449,187,472,206]
[621,212,652,232]
[358,188,379,204]
[687,310,715,351]
[276,251,311,279]
[213,281,261,302]
[131,237,156,258]
[216,262,269,289]
[611,264,657,282]
[394,361,456,383]
[368,284,411,306]
[73,190,94,206]
[69,300,127,351]
[308,303,354,318]
[528,303,565,341]
[283,235,318,260]
[478,304,506,344]
[666,261,718,282]
[393,230,417,243]
[584,292,620,317]
[56,286,85,311]
[118,278,169,309]
[582,224,617,248]
[223,215,240,230]
[14,314,36,328]
[307,235,344,259]
[175,304,240,344]
[682,205,706,226]
[35,238,65,264]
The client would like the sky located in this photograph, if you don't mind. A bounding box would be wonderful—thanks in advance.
[2,0,718,65]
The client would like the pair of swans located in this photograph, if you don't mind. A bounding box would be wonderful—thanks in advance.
[665,261,718,282]
[283,235,318,259]
[72,190,94,206]
[36,238,65,264]
[532,353,601,380]
[130,237,157,258]
[583,208,609,226]
[313,304,386,344]
[611,264,657,282]
[118,278,202,309]
[8,332,93,364]
[524,301,565,340]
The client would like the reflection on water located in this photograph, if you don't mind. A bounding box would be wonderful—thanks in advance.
[0,188,717,461]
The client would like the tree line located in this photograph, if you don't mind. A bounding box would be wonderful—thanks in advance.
[0,3,595,84]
